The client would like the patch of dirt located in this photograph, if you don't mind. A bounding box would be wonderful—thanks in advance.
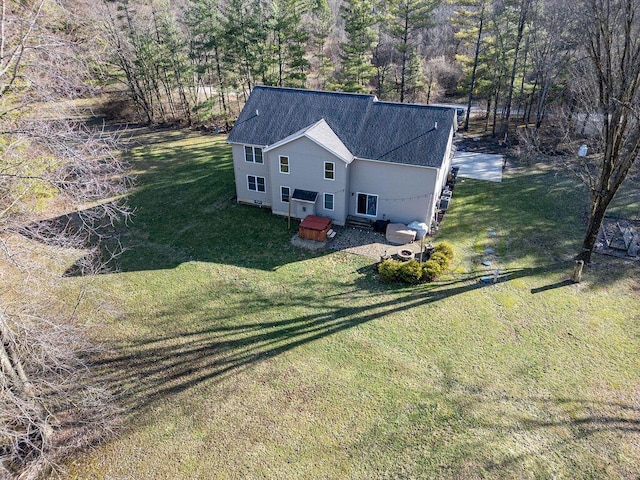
[454,132,509,155]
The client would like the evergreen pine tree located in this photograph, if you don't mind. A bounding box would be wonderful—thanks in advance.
[337,0,378,92]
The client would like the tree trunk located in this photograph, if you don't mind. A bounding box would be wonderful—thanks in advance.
[399,16,409,103]
[214,43,228,116]
[577,195,609,263]
[1,319,54,465]
[465,5,484,131]
[503,0,530,135]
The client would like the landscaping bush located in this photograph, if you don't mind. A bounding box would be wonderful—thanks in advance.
[397,260,422,284]
[378,243,455,285]
[378,259,401,282]
[434,241,454,260]
[421,260,443,281]
[430,252,450,270]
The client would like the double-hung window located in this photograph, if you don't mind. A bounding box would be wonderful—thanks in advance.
[244,145,263,163]
[247,175,266,192]
[324,193,334,211]
[324,161,335,180]
[281,186,290,203]
[279,156,289,174]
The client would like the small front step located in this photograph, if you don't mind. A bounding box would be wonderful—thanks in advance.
[345,215,373,230]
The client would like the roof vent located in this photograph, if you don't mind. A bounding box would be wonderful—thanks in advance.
[255,109,259,116]
[434,121,438,129]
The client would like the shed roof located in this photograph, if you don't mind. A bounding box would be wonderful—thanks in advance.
[227,86,456,168]
[291,189,318,202]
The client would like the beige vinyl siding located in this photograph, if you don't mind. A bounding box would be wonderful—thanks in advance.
[267,136,349,225]
[349,158,438,225]
[231,143,272,207]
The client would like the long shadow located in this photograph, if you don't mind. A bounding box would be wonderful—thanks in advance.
[483,395,640,474]
[18,126,640,281]
[88,263,569,415]
[530,279,574,294]
[89,275,484,413]
[409,374,640,475]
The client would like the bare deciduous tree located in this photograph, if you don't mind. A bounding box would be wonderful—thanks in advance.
[1,1,130,477]
[567,0,640,263]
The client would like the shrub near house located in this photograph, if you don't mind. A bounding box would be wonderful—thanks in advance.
[378,242,455,284]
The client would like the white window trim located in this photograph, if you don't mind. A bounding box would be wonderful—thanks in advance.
[244,145,264,164]
[281,186,290,203]
[324,193,334,211]
[247,174,266,193]
[356,192,378,217]
[279,155,290,174]
[324,161,335,180]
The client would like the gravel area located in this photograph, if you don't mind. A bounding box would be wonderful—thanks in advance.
[291,225,429,261]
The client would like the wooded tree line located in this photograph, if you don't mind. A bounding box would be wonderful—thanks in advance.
[100,0,555,130]
[98,0,639,165]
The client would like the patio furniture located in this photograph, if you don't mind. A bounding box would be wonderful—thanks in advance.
[385,223,416,245]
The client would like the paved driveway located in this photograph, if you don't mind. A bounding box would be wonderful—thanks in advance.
[452,151,504,182]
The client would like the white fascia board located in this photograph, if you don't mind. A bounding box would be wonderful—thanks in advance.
[263,119,354,164]
[227,141,267,147]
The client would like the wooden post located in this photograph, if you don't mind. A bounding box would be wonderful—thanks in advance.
[288,200,291,230]
[571,260,584,283]
[419,236,425,263]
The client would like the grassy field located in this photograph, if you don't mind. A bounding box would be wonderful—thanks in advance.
[63,130,639,479]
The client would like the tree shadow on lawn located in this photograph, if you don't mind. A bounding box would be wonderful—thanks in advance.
[375,371,640,475]
[24,130,638,281]
[89,262,571,415]
[478,393,639,475]
[61,131,313,275]
[87,262,640,475]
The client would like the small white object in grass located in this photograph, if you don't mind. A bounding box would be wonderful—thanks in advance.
[578,144,587,157]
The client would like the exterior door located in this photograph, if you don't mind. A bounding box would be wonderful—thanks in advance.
[356,193,378,217]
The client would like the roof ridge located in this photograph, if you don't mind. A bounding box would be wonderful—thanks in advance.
[253,84,376,100]
[229,86,455,168]
[372,99,456,111]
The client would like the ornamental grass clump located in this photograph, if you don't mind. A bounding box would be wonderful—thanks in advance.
[429,252,450,270]
[421,260,443,281]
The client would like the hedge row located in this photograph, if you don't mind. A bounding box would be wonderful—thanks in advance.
[378,242,454,284]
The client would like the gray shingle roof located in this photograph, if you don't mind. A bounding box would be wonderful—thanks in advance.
[227,86,456,168]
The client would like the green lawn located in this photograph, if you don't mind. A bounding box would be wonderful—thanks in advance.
[65,131,639,479]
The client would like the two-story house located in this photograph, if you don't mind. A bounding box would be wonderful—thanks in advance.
[227,86,456,231]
